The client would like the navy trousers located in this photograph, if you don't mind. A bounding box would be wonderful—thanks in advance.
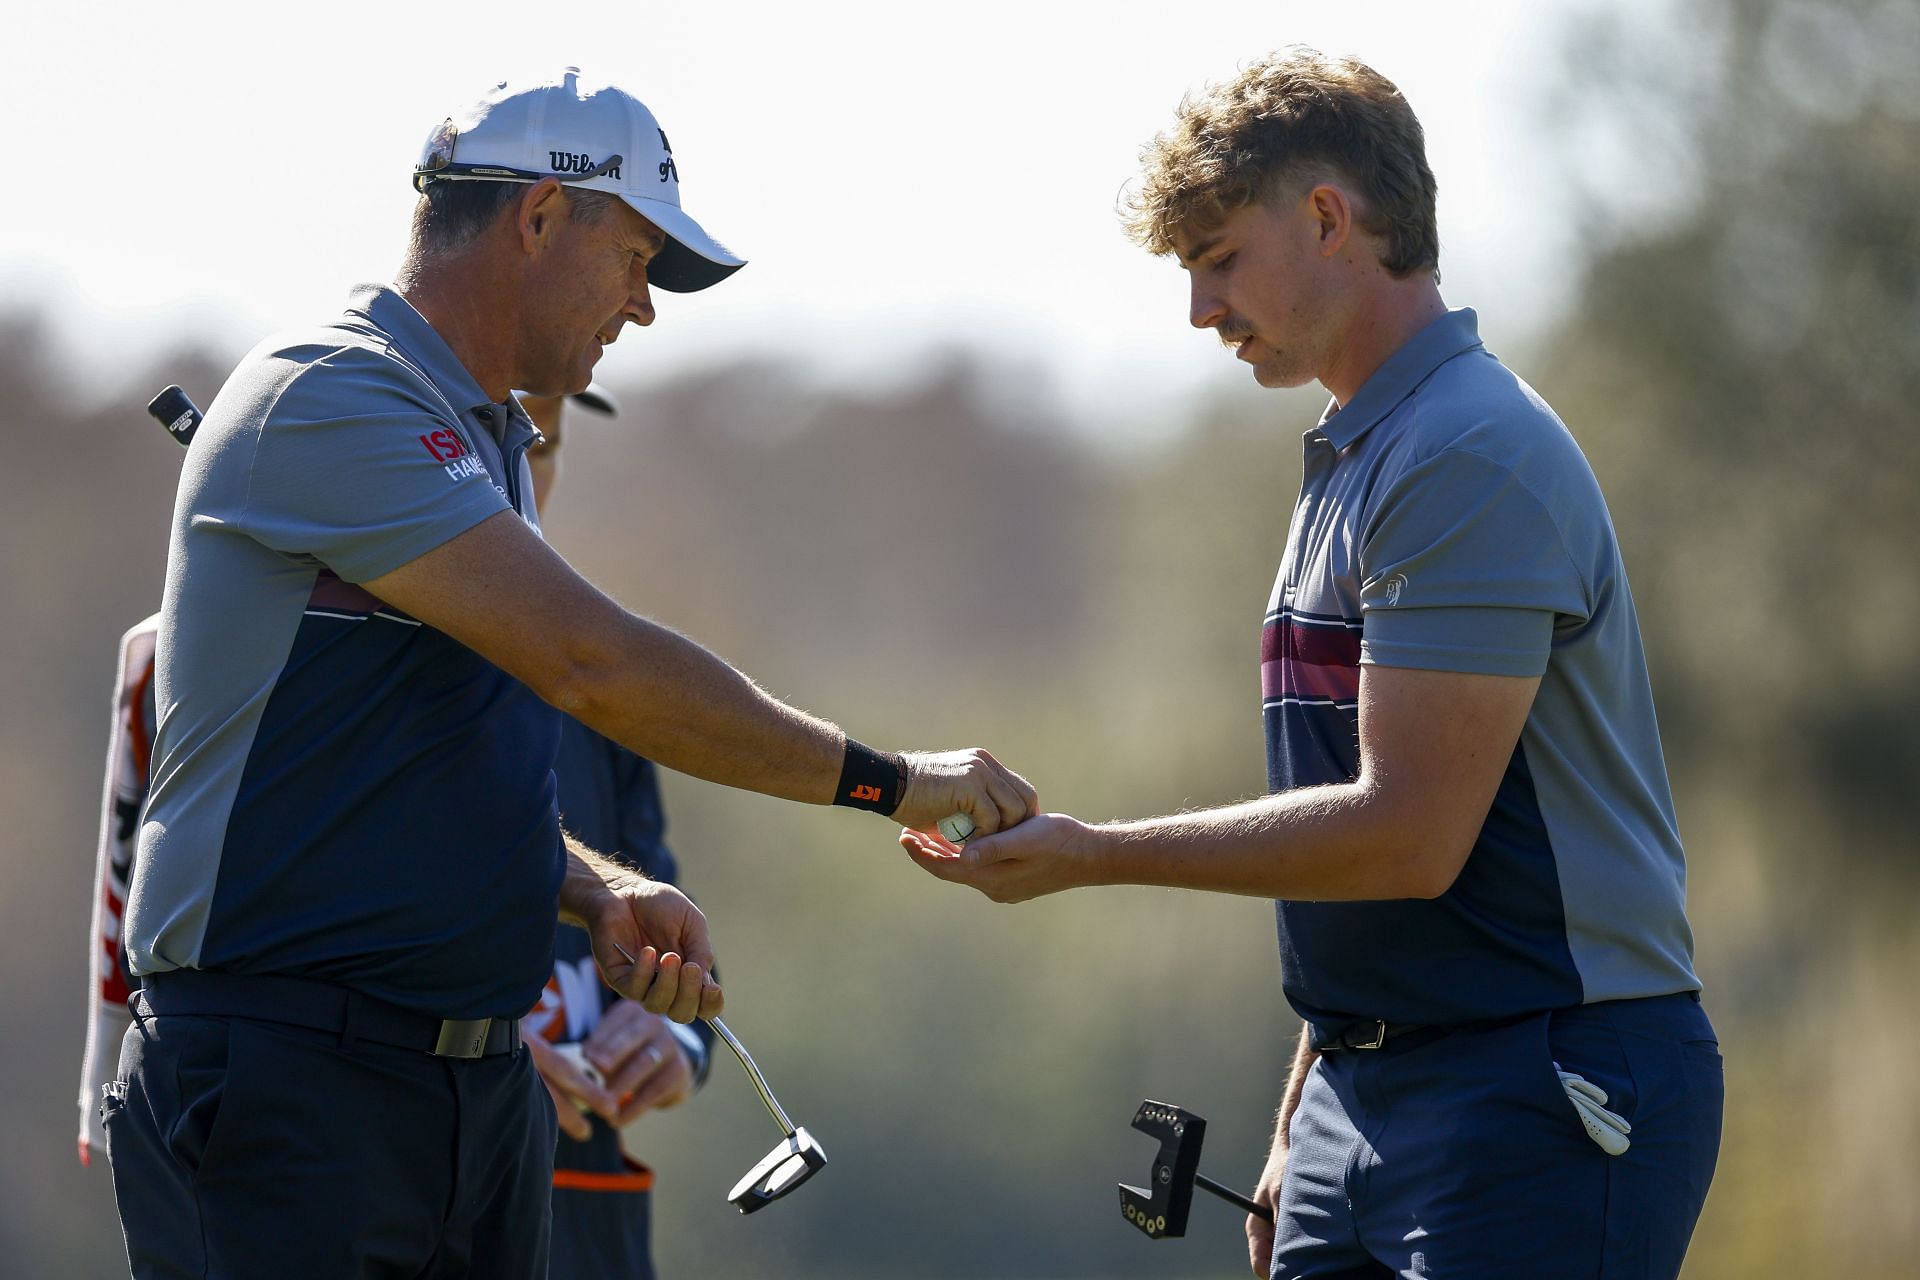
[104,999,558,1279]
[1273,993,1723,1280]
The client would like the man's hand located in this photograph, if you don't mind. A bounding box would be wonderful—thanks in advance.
[585,879,724,1023]
[560,838,724,1022]
[899,812,1096,903]
[1246,1144,1287,1277]
[894,749,1039,840]
[584,1000,696,1125]
[522,1028,618,1141]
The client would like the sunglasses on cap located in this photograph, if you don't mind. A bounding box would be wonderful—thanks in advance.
[412,118,622,193]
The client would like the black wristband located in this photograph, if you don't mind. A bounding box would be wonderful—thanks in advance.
[833,739,908,815]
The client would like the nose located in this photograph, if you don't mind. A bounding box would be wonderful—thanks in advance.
[625,255,656,328]
[627,277,656,328]
[1189,275,1225,331]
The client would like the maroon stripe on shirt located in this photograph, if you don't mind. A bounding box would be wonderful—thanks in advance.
[1261,615,1362,702]
[308,571,385,615]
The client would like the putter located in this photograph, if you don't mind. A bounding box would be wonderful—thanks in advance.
[1118,1099,1270,1240]
[610,941,827,1213]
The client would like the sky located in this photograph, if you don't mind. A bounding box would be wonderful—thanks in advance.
[3,0,1632,432]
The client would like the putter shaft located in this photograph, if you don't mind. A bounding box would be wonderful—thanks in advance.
[608,940,797,1135]
[706,1017,796,1135]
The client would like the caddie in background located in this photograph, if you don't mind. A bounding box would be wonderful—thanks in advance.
[79,388,713,1280]
[516,388,716,1280]
[107,67,1036,1279]
[905,48,1722,1280]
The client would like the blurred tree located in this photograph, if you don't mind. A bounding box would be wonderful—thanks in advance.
[1531,1,1920,1272]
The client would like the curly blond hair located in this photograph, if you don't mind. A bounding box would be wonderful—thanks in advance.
[1123,48,1439,278]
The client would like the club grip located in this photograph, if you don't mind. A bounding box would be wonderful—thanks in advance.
[147,385,203,448]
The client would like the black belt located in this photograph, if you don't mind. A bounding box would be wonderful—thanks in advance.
[137,969,520,1059]
[1311,1019,1434,1053]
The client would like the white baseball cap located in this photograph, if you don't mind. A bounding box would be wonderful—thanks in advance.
[414,68,745,293]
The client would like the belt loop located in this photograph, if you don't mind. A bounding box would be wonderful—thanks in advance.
[340,989,360,1051]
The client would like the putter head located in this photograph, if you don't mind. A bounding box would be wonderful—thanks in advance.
[727,1126,827,1214]
[1118,1100,1206,1240]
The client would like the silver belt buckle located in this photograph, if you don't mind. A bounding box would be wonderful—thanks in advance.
[1349,1020,1388,1050]
[433,1017,493,1058]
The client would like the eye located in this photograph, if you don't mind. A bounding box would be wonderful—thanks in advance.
[1211,252,1237,273]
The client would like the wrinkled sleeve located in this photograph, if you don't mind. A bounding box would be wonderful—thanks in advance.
[1357,448,1589,677]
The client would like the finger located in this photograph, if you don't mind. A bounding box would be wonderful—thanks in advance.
[697,980,725,1020]
[1246,1219,1274,1278]
[611,943,660,1002]
[665,961,706,1024]
[605,1036,671,1103]
[545,1072,592,1142]
[901,831,967,880]
[582,1018,648,1078]
[983,773,1027,832]
[543,1045,621,1123]
[901,826,962,857]
[640,952,683,1016]
[979,750,1040,819]
[618,1053,693,1123]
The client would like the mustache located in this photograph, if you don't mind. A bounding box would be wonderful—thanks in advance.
[1216,318,1256,348]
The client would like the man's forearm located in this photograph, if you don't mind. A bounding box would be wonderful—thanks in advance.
[1090,781,1452,902]
[555,612,847,806]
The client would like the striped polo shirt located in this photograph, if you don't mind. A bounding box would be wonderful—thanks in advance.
[1262,308,1699,1029]
[126,285,564,1019]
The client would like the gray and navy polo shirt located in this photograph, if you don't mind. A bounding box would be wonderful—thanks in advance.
[127,284,564,1019]
[1263,308,1699,1029]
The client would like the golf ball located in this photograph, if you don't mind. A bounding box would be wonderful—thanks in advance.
[937,812,976,844]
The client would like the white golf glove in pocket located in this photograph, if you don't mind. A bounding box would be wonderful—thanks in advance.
[1554,1062,1631,1156]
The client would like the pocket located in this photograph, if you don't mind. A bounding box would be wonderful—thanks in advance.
[164,1018,235,1180]
[1545,1007,1638,1128]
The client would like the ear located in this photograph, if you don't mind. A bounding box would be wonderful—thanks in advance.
[517,179,569,254]
[1304,184,1354,259]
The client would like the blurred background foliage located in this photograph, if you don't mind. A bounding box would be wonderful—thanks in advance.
[3,0,1916,1274]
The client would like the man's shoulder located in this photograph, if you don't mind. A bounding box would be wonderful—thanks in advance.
[1392,352,1590,486]
[203,319,458,450]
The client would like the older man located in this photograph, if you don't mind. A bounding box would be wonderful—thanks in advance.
[906,49,1721,1280]
[107,68,1034,1279]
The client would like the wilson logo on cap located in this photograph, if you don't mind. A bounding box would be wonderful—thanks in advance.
[550,151,621,179]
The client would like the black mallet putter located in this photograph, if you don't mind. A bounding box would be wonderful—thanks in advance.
[609,941,827,1213]
[1118,1099,1271,1240]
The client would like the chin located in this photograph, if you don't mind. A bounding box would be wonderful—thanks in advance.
[1252,360,1315,391]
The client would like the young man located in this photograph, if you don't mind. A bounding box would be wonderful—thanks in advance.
[108,68,1035,1279]
[904,49,1721,1279]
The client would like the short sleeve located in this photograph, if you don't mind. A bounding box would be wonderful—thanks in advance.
[237,354,509,584]
[1357,448,1589,677]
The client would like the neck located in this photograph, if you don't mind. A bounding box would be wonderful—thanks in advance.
[1320,274,1448,406]
[394,250,520,403]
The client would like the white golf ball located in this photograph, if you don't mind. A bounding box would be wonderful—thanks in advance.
[938,812,976,844]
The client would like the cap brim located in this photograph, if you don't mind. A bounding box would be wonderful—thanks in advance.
[569,382,619,416]
[625,197,746,293]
